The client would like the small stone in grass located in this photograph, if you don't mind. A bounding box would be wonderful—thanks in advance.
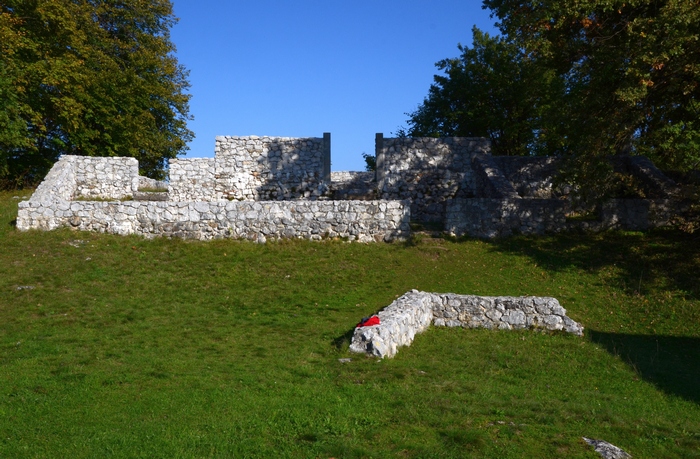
[583,437,632,459]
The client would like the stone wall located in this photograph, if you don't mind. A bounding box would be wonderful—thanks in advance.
[598,198,683,231]
[445,198,568,239]
[168,135,332,202]
[29,155,138,202]
[472,153,521,199]
[375,135,491,222]
[623,156,681,198]
[17,199,410,242]
[17,143,411,243]
[445,150,686,238]
[330,171,376,200]
[445,197,685,238]
[17,134,688,242]
[28,156,77,203]
[137,176,168,192]
[168,158,217,201]
[214,134,331,201]
[70,156,139,200]
[492,156,561,198]
[350,290,583,358]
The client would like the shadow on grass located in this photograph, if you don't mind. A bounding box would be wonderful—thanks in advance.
[589,330,700,404]
[9,218,16,228]
[485,230,700,299]
[333,327,356,351]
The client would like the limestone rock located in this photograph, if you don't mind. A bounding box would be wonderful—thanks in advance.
[583,437,632,459]
[350,291,584,359]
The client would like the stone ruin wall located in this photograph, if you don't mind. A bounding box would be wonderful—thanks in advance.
[17,154,409,242]
[29,156,138,203]
[19,198,409,243]
[329,171,376,200]
[349,290,584,358]
[16,134,687,242]
[215,135,330,201]
[70,156,140,200]
[375,135,491,222]
[491,156,561,199]
[444,153,685,238]
[168,158,217,201]
[168,135,331,202]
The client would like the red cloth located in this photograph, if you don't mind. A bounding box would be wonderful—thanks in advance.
[356,315,380,328]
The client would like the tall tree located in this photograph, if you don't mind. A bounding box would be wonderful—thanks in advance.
[0,0,193,187]
[484,0,700,172]
[406,27,564,156]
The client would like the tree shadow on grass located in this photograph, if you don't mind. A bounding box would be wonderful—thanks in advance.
[485,230,700,299]
[589,330,700,404]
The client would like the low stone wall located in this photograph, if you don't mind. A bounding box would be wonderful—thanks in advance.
[431,294,583,334]
[28,156,138,202]
[445,198,568,238]
[137,176,168,192]
[349,290,434,358]
[624,156,680,198]
[445,196,683,239]
[331,171,374,183]
[28,156,77,203]
[591,198,683,231]
[375,135,491,222]
[17,199,410,242]
[350,290,583,358]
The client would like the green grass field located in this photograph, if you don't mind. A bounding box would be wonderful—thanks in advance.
[1,190,699,458]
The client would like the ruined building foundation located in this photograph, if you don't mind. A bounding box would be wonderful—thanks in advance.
[17,133,684,241]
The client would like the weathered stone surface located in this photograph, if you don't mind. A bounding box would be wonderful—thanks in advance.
[583,437,632,459]
[170,136,330,202]
[18,197,410,242]
[350,291,583,358]
[349,290,434,358]
[330,171,376,200]
[133,191,168,201]
[376,136,490,222]
[17,134,687,241]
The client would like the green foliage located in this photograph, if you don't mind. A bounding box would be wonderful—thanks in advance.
[483,0,700,172]
[0,0,193,188]
[1,192,700,457]
[361,152,376,172]
[408,1,699,201]
[406,27,565,156]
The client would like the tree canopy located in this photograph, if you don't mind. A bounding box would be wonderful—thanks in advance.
[405,27,564,157]
[0,0,193,187]
[407,0,699,186]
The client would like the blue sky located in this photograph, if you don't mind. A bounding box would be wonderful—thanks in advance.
[170,0,497,171]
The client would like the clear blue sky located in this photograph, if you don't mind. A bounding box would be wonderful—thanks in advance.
[170,0,497,171]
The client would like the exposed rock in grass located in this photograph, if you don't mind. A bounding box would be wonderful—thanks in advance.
[583,437,632,459]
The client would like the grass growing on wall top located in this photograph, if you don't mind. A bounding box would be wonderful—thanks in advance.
[1,190,700,458]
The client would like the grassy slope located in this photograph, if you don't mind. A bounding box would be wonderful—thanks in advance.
[1,190,699,458]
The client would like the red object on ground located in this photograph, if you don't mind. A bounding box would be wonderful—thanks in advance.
[356,315,380,328]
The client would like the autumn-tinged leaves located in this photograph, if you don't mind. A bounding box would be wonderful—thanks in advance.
[0,0,193,187]
[482,0,700,171]
[408,0,699,199]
